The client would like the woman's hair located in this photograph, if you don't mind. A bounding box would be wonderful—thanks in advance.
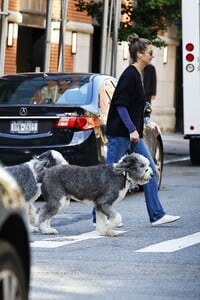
[128,33,152,62]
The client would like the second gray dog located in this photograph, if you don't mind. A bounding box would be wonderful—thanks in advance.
[6,150,67,232]
[37,152,153,236]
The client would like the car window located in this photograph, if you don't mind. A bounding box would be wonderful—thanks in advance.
[56,78,90,105]
[0,75,92,106]
[0,78,50,104]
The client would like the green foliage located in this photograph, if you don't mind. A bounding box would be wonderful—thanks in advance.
[75,0,181,47]
[75,0,103,25]
[130,0,181,46]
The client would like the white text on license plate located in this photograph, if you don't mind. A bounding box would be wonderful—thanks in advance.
[10,121,38,133]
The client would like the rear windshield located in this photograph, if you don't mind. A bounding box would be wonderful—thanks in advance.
[0,75,92,105]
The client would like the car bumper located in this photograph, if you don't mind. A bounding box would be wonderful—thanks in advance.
[0,130,100,166]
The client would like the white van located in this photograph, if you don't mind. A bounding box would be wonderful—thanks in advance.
[182,0,200,164]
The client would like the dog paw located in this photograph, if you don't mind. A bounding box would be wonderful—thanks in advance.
[107,212,123,229]
[40,228,58,235]
[39,223,58,234]
[106,219,122,229]
[98,229,118,237]
[29,224,39,233]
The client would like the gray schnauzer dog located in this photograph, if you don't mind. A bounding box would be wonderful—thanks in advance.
[37,152,153,236]
[5,150,67,232]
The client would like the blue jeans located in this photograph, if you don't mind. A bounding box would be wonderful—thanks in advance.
[93,137,165,223]
[106,137,130,163]
[130,139,165,222]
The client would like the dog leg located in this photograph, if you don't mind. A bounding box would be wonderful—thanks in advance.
[26,187,42,232]
[28,203,37,225]
[29,223,40,233]
[100,203,122,227]
[96,210,108,236]
[107,210,122,229]
[96,208,120,237]
[24,203,39,233]
[38,196,70,234]
[39,219,58,235]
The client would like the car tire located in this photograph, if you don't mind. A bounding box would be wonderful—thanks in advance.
[0,240,28,300]
[190,139,200,165]
[154,138,163,190]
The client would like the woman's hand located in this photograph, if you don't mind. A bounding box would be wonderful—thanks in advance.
[130,130,140,143]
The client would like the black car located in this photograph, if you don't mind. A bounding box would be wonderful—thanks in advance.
[0,165,30,300]
[0,72,163,187]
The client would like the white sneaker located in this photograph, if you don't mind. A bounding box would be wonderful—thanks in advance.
[151,214,180,226]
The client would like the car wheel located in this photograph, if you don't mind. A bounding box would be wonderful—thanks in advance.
[154,138,163,190]
[0,240,27,300]
[190,139,200,165]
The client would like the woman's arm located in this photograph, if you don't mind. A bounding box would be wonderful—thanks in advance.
[117,106,140,143]
[117,106,136,133]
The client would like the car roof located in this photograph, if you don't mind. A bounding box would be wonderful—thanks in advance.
[1,72,115,79]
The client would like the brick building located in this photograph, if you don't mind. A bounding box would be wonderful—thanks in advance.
[0,0,93,74]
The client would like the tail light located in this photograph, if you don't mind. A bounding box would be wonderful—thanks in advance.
[55,116,100,130]
[185,43,195,72]
[185,43,194,51]
[186,53,194,62]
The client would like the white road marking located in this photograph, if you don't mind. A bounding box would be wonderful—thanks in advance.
[31,231,200,252]
[135,232,200,253]
[31,230,126,248]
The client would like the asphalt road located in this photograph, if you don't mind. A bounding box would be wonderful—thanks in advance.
[29,156,200,300]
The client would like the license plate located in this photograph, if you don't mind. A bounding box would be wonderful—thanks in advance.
[10,121,38,133]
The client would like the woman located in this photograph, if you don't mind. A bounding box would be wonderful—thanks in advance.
[143,64,157,104]
[93,34,180,226]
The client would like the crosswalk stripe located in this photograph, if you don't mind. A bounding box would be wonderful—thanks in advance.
[31,231,200,252]
[31,230,126,248]
[135,232,200,253]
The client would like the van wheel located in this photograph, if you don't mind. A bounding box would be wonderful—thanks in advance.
[0,240,27,300]
[190,139,200,164]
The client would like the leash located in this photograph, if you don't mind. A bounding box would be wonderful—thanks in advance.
[123,171,132,188]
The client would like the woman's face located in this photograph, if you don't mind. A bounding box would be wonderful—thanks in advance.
[140,45,154,66]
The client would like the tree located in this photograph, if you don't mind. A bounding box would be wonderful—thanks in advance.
[75,0,181,47]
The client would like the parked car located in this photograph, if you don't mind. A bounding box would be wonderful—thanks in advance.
[0,72,163,187]
[143,102,163,189]
[0,165,30,300]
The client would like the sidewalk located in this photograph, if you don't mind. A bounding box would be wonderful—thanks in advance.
[162,133,189,155]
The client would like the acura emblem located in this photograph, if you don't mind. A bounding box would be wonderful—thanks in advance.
[19,107,28,116]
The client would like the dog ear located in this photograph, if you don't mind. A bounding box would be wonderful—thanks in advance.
[36,151,51,161]
[35,151,56,168]
[33,158,53,183]
[113,155,137,174]
[34,159,48,172]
